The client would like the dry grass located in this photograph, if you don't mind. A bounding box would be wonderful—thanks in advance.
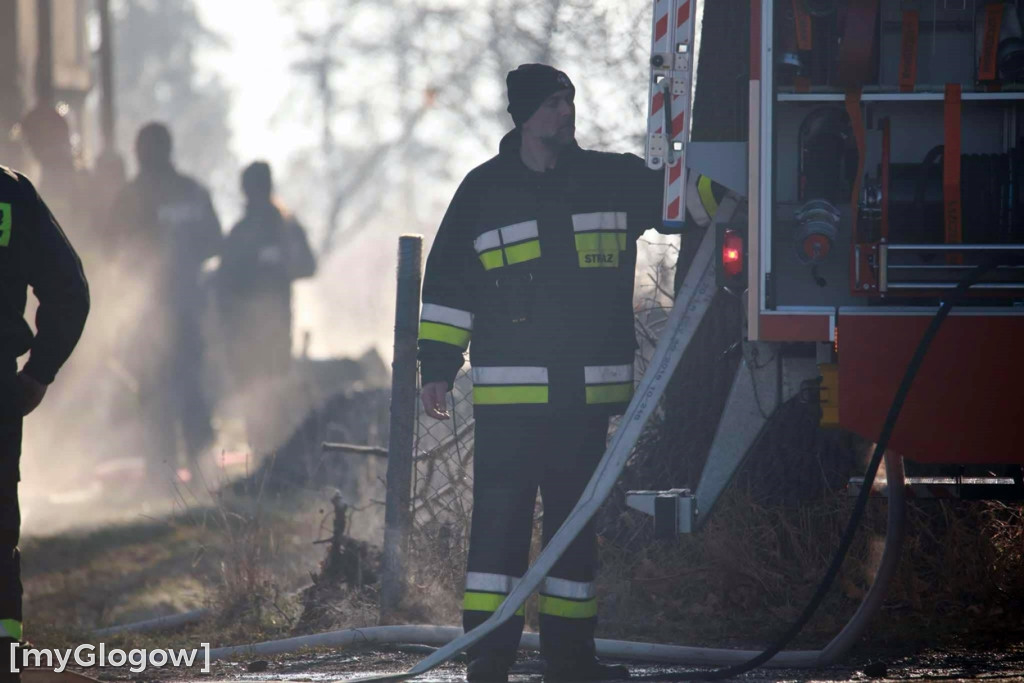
[20,480,328,651]
[22,455,1023,663]
[594,483,1024,649]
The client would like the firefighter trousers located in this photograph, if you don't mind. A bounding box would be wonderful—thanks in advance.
[463,410,608,669]
[0,368,23,675]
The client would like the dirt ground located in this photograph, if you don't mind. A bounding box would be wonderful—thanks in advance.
[19,461,1023,683]
[52,634,1024,683]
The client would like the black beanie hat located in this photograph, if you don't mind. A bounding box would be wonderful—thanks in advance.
[506,63,575,127]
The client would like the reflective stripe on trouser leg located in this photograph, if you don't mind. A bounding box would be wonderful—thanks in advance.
[463,414,540,667]
[536,413,608,665]
[463,572,526,616]
[539,577,597,618]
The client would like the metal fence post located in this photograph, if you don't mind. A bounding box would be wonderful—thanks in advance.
[380,234,422,622]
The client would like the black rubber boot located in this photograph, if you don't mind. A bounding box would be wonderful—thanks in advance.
[544,658,630,682]
[466,657,511,683]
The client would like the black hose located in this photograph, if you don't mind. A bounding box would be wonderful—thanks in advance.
[631,260,997,681]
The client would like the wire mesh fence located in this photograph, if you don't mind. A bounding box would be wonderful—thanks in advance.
[404,368,474,622]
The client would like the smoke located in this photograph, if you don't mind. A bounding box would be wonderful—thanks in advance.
[291,225,401,363]
[20,244,200,535]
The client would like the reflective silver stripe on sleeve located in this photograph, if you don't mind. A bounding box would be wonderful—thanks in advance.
[473,228,502,253]
[466,571,519,594]
[471,366,549,385]
[571,211,628,233]
[584,364,634,385]
[421,303,473,330]
[542,576,596,600]
[499,220,539,245]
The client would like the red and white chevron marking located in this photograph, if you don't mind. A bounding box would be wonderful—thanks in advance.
[648,0,672,145]
[652,0,671,54]
[647,0,694,222]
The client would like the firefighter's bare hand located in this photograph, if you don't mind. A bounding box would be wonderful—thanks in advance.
[17,371,48,416]
[421,381,450,420]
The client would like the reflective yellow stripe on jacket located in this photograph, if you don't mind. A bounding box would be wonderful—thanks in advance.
[0,202,12,247]
[584,364,634,404]
[473,220,542,271]
[419,303,473,350]
[686,174,722,228]
[572,212,627,268]
[472,366,549,405]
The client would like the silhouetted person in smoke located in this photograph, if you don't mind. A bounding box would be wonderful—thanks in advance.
[108,122,222,477]
[217,161,315,450]
[19,105,97,234]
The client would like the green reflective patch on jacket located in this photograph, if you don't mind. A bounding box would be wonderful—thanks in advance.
[538,595,597,619]
[463,592,525,616]
[504,240,541,265]
[585,382,633,404]
[574,232,626,252]
[0,203,11,247]
[479,241,542,270]
[419,321,471,349]
[479,249,504,271]
[575,232,625,268]
[473,385,549,405]
[0,618,22,640]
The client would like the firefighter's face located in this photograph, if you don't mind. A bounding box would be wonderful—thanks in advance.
[522,88,575,147]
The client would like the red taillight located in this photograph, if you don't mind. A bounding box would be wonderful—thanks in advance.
[722,229,743,278]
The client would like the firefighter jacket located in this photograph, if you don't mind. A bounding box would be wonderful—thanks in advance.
[108,167,222,320]
[418,129,676,416]
[0,166,90,384]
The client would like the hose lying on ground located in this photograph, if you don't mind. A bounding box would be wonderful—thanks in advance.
[206,625,823,666]
[161,451,902,671]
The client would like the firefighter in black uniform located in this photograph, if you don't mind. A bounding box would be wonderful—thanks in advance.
[217,161,316,451]
[108,123,221,476]
[418,64,674,682]
[0,166,89,677]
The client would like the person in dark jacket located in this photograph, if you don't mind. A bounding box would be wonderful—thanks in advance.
[0,166,89,678]
[418,64,674,682]
[217,161,315,450]
[19,105,94,230]
[107,122,222,476]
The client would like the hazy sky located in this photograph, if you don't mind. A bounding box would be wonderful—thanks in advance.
[195,1,406,362]
[195,2,309,175]
[192,0,687,362]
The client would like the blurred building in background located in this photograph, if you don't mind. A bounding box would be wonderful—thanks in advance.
[0,0,100,171]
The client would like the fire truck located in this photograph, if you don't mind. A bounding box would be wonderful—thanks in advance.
[624,0,1024,664]
[631,0,1024,534]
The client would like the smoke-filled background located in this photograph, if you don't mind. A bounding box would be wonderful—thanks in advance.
[12,0,690,536]
[8,3,1024,662]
